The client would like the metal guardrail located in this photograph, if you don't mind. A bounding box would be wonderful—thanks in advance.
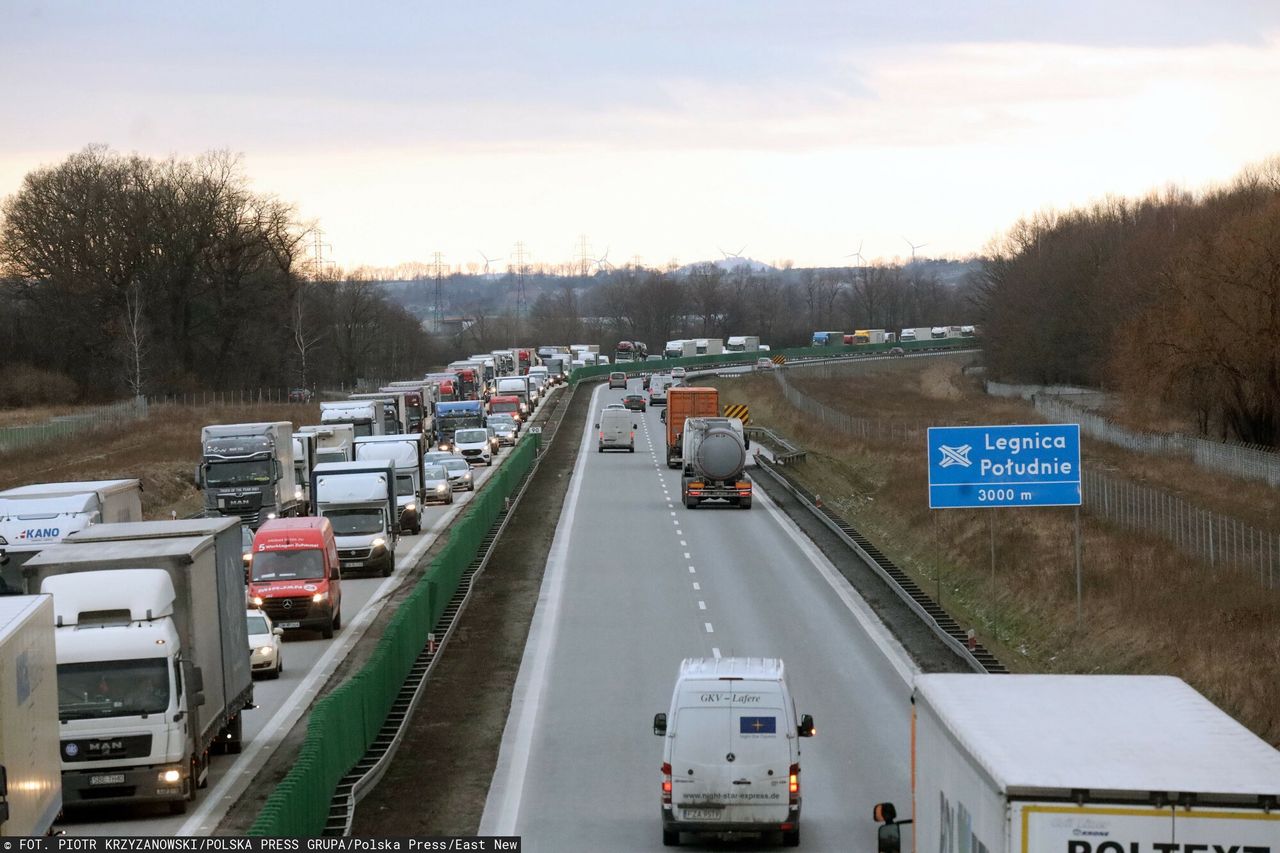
[753,453,1005,675]
[745,426,805,464]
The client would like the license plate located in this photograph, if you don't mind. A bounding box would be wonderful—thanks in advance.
[682,808,722,821]
[277,621,301,629]
[90,773,125,786]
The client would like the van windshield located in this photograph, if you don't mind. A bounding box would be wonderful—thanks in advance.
[456,429,488,444]
[58,658,170,720]
[252,549,325,581]
[325,508,385,537]
[490,401,519,414]
[395,474,415,496]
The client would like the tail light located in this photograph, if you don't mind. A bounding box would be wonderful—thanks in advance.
[599,431,604,440]
[630,431,635,439]
[661,762,673,805]
[789,763,800,803]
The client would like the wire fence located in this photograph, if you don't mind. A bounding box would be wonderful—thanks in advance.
[0,397,150,454]
[146,387,314,406]
[782,347,978,379]
[775,370,1280,589]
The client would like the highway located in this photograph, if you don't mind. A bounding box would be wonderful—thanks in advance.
[481,379,921,850]
[55,419,527,836]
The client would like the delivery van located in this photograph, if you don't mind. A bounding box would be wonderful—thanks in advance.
[596,407,637,453]
[248,517,342,639]
[654,658,815,847]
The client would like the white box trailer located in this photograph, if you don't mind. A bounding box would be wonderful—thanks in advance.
[875,674,1280,853]
[0,479,144,591]
[0,595,62,836]
[299,423,356,465]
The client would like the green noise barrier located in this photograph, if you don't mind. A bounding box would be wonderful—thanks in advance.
[248,434,540,836]
[567,338,973,384]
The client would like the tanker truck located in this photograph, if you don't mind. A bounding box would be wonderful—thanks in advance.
[680,417,752,509]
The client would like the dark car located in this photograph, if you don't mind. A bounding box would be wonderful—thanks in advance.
[623,393,647,412]
[288,387,313,402]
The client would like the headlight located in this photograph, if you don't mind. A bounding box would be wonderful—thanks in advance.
[266,512,277,520]
[404,502,416,512]
[243,553,253,565]
[312,591,328,603]
[463,472,472,480]
[294,487,304,501]
[160,768,182,784]
[257,645,274,655]
[436,485,447,493]
[371,537,386,549]
[251,596,264,606]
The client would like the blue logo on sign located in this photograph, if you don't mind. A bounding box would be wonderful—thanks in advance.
[927,424,1081,509]
[739,716,776,734]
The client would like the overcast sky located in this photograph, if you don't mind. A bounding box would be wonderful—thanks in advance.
[2,1,1279,269]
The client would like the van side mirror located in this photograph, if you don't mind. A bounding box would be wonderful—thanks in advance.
[330,565,341,580]
[798,714,815,737]
[194,465,204,488]
[273,627,283,637]
[594,423,600,429]
[653,713,667,736]
[633,423,638,430]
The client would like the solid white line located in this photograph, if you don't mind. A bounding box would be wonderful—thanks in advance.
[756,483,919,685]
[704,622,714,633]
[480,382,602,835]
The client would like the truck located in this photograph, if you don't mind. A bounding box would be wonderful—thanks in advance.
[681,417,751,509]
[348,391,407,435]
[311,461,399,577]
[0,595,62,835]
[874,674,1280,853]
[354,434,426,535]
[436,401,486,449]
[299,423,356,465]
[291,432,317,514]
[810,330,846,347]
[0,479,144,590]
[665,386,720,469]
[320,399,384,438]
[381,383,431,437]
[725,335,760,352]
[846,329,888,345]
[197,422,298,528]
[27,518,253,813]
[494,376,533,418]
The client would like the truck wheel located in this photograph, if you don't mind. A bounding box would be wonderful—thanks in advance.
[598,445,604,453]
[782,828,800,847]
[381,559,392,577]
[685,498,698,509]
[333,607,343,630]
[322,615,335,640]
[629,445,635,452]
[223,713,244,754]
[662,828,680,847]
[740,498,752,509]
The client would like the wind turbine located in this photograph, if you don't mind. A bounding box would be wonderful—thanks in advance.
[593,246,615,272]
[845,240,866,267]
[719,245,747,260]
[477,250,500,277]
[902,237,928,264]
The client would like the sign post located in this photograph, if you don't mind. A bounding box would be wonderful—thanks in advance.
[927,423,1083,627]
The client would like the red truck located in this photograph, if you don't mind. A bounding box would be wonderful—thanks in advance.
[665,386,720,469]
[488,394,523,422]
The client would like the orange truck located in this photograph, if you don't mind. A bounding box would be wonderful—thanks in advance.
[665,386,719,468]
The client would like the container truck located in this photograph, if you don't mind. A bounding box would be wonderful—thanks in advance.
[348,392,407,435]
[355,434,426,535]
[0,479,143,590]
[810,331,845,346]
[436,400,487,450]
[311,461,398,577]
[320,399,383,438]
[0,595,62,836]
[665,387,720,469]
[381,383,429,436]
[291,432,316,514]
[26,522,253,813]
[299,423,356,465]
[681,417,751,509]
[494,377,533,418]
[874,674,1280,853]
[197,422,298,528]
[725,336,760,352]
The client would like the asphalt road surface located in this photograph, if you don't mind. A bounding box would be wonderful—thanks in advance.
[481,379,921,851]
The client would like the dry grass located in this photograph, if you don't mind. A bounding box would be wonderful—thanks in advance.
[0,405,83,427]
[712,365,1280,745]
[0,402,319,519]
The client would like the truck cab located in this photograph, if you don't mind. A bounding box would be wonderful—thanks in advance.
[320,400,384,438]
[311,461,398,578]
[248,517,342,638]
[197,422,298,528]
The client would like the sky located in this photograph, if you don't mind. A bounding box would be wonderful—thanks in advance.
[2,1,1279,270]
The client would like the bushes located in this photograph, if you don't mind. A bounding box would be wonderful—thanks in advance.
[0,364,79,407]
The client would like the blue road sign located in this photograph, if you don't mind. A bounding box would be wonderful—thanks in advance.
[927,424,1081,509]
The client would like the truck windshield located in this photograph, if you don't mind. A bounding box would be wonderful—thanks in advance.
[58,658,170,720]
[252,549,325,581]
[325,508,385,537]
[490,401,518,414]
[316,450,347,464]
[395,475,415,496]
[205,460,272,486]
[455,429,488,444]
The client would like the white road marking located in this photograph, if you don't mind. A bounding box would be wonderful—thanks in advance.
[679,540,686,546]
[692,582,700,590]
[480,382,602,834]
[669,511,676,516]
[684,552,691,559]
[704,622,714,633]
[688,566,695,574]
[712,647,721,659]
[698,601,706,610]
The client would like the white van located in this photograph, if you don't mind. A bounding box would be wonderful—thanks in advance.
[596,407,637,452]
[654,658,815,847]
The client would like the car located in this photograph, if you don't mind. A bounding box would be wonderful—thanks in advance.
[453,427,493,466]
[487,425,502,455]
[246,609,283,679]
[288,387,313,403]
[888,346,905,358]
[670,366,687,379]
[489,416,518,446]
[423,450,455,467]
[623,393,647,412]
[422,463,454,505]
[441,457,475,491]
[646,354,663,362]
[608,371,628,389]
[756,357,774,371]
[604,402,625,409]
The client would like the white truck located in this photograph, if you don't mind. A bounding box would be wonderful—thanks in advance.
[0,479,143,591]
[348,391,408,435]
[299,423,357,465]
[0,595,62,836]
[291,432,316,514]
[874,674,1280,853]
[320,399,384,438]
[495,376,533,417]
[198,422,298,528]
[354,434,426,536]
[726,336,761,353]
[26,519,253,814]
[311,461,398,577]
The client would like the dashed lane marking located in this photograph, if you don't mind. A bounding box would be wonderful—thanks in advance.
[692,582,700,590]
[704,623,714,633]
[698,601,707,610]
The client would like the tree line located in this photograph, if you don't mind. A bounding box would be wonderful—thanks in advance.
[0,146,437,403]
[977,157,1280,447]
